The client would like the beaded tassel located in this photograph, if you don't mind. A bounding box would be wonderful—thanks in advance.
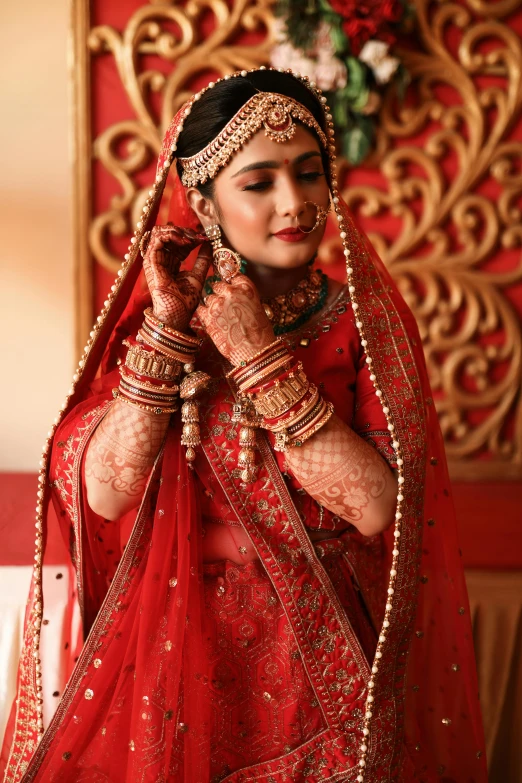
[179,371,212,464]
[232,401,260,482]
[180,400,200,463]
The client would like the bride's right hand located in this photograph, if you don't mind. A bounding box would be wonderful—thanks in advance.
[142,224,212,331]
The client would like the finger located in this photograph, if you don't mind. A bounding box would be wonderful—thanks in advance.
[229,271,253,288]
[209,280,229,296]
[195,303,210,328]
[153,224,183,235]
[153,225,192,243]
[190,245,212,283]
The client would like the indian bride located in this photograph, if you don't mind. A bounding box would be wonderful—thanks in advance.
[1,68,487,783]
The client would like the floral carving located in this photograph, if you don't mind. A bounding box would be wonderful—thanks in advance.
[72,0,522,478]
[323,0,522,478]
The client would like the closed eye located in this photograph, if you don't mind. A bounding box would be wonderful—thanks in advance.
[242,171,325,192]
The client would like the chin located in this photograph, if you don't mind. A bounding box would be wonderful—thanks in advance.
[264,242,321,269]
[277,248,319,267]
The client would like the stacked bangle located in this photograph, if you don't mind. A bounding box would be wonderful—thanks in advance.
[116,312,211,464]
[139,308,201,367]
[123,339,181,381]
[229,341,334,452]
[227,340,291,390]
[115,314,201,416]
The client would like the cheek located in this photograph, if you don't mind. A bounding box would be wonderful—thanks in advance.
[216,184,271,238]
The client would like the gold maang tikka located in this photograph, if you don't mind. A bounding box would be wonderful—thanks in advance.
[205,224,242,283]
[178,93,331,188]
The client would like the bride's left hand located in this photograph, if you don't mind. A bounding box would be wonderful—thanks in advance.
[196,274,275,366]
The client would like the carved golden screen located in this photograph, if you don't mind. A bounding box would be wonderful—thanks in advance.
[71,0,522,479]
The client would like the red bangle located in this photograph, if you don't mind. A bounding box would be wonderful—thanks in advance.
[121,366,177,389]
[247,361,302,397]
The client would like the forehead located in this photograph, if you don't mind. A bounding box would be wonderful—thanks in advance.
[223,123,323,177]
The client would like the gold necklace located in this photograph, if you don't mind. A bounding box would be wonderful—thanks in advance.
[261,266,328,335]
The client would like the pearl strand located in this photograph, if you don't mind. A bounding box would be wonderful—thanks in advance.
[330,190,404,781]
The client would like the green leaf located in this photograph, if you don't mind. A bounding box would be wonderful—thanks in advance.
[341,118,375,164]
[343,57,366,98]
[328,24,348,56]
[331,95,349,129]
[349,86,370,112]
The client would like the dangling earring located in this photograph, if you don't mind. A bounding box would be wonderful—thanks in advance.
[204,224,242,283]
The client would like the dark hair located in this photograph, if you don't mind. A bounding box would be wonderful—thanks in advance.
[175,70,330,199]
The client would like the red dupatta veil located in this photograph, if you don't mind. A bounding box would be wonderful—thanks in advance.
[1,70,487,783]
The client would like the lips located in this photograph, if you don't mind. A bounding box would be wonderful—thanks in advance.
[273,226,312,235]
[273,226,313,242]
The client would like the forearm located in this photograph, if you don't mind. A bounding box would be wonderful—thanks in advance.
[85,400,170,521]
[284,415,397,537]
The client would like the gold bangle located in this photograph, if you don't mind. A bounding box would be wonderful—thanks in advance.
[238,355,294,393]
[124,340,181,381]
[119,378,179,405]
[273,400,334,452]
[232,348,290,387]
[112,389,177,415]
[119,367,179,394]
[138,326,197,363]
[289,402,334,447]
[226,338,284,378]
[265,386,320,433]
[291,400,327,436]
[250,370,309,418]
[143,308,201,347]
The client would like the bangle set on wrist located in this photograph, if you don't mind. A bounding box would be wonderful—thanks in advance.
[226,339,334,480]
[116,322,334,473]
[115,313,210,463]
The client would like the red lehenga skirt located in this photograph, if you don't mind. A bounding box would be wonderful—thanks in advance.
[172,546,376,782]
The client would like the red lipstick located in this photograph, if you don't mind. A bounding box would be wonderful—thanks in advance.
[273,226,312,242]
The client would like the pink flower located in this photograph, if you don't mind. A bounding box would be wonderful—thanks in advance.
[270,20,347,91]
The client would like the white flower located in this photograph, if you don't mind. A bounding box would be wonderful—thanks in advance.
[358,40,400,85]
[314,60,347,91]
[270,19,347,92]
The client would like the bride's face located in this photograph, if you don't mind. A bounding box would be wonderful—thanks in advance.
[189,123,331,270]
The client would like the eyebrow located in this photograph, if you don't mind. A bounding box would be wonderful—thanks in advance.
[231,151,322,178]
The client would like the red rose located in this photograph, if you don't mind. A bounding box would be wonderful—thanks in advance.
[328,0,404,54]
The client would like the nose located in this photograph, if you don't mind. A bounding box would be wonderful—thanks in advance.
[273,175,307,222]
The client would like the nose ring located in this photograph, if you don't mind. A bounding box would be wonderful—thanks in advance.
[294,201,330,234]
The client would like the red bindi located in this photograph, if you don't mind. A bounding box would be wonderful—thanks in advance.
[283,158,289,165]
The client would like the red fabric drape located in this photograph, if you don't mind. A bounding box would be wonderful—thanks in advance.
[1,76,487,783]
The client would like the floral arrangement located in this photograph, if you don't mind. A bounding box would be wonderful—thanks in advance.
[271,0,413,163]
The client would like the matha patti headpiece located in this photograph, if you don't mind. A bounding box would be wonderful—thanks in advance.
[178,92,331,188]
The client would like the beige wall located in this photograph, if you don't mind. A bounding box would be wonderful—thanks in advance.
[0,0,74,471]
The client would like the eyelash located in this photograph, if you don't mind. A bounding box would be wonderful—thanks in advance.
[242,171,325,192]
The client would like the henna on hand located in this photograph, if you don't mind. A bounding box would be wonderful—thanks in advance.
[196,274,275,365]
[85,400,170,520]
[284,416,397,537]
[142,225,211,330]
